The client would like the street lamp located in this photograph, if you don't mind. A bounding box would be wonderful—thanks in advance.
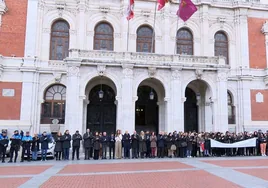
[99,77,104,99]
[196,92,201,101]
[149,88,154,100]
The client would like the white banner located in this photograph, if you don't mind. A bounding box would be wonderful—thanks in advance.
[210,138,257,148]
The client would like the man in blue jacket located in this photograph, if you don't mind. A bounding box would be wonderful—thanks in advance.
[8,130,21,163]
[21,131,33,162]
[0,130,9,163]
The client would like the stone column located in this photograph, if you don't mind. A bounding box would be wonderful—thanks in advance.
[204,101,213,132]
[215,71,228,132]
[200,5,209,56]
[77,0,86,50]
[120,66,134,132]
[157,101,165,132]
[65,63,82,135]
[170,68,183,132]
[262,20,268,68]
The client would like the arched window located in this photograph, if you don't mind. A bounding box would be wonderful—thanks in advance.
[41,85,66,124]
[94,22,114,51]
[50,20,70,60]
[136,25,154,53]
[227,91,235,124]
[215,31,229,64]
[176,28,193,55]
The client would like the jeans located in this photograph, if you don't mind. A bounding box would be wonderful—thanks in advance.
[41,149,47,160]
[204,149,209,156]
[32,151,38,160]
[63,148,69,160]
[187,149,192,157]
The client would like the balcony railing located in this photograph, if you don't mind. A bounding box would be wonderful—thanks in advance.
[68,49,226,67]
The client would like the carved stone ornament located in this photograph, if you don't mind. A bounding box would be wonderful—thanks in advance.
[256,92,264,103]
[122,67,133,78]
[0,1,7,26]
[148,67,157,78]
[53,72,62,83]
[86,31,94,37]
[42,28,50,33]
[114,33,121,39]
[195,69,203,80]
[67,66,79,77]
[99,7,110,14]
[217,72,228,82]
[70,30,77,35]
[171,69,181,80]
[97,65,106,76]
[262,21,268,35]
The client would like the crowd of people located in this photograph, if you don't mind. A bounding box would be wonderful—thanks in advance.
[0,128,267,163]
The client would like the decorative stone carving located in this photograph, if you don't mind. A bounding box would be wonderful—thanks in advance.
[67,66,79,77]
[42,28,50,33]
[141,10,150,18]
[99,7,110,14]
[53,72,62,83]
[122,67,133,78]
[70,30,77,35]
[171,69,181,80]
[97,65,106,76]
[262,21,268,35]
[217,72,228,82]
[0,0,7,26]
[195,69,203,80]
[114,33,121,39]
[148,67,157,78]
[256,92,264,103]
[86,31,94,36]
[217,17,225,29]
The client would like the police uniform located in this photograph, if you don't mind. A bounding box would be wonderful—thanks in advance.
[9,130,22,163]
[0,131,9,163]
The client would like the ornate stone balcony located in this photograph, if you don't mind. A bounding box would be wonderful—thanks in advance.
[68,49,227,69]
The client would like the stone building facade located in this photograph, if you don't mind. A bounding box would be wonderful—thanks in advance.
[0,0,268,135]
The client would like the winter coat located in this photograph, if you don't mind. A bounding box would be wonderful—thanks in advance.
[93,136,101,150]
[72,133,82,147]
[150,135,157,148]
[62,134,71,149]
[139,135,147,153]
[157,134,165,148]
[54,135,63,152]
[131,134,139,149]
[83,132,93,148]
[166,136,174,149]
[40,135,50,150]
[123,134,131,149]
[31,137,40,152]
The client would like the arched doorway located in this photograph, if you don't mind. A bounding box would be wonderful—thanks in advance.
[87,84,116,134]
[135,86,158,133]
[184,79,213,132]
[184,88,198,132]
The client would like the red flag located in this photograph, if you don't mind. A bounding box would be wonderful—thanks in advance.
[158,0,169,11]
[126,0,134,20]
[176,0,197,22]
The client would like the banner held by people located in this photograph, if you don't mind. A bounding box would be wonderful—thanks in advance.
[176,0,197,22]
[210,138,257,148]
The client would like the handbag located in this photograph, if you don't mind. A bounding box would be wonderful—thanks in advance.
[171,144,176,150]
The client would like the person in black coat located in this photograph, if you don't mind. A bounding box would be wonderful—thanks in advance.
[83,129,93,160]
[40,131,50,161]
[157,132,165,158]
[54,132,63,160]
[31,134,39,161]
[123,131,131,159]
[109,133,115,159]
[62,130,71,160]
[93,132,101,160]
[0,130,9,163]
[101,132,108,159]
[72,130,82,160]
[131,131,139,159]
[145,131,151,158]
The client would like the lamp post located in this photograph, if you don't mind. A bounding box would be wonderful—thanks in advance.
[99,76,104,100]
[149,88,154,100]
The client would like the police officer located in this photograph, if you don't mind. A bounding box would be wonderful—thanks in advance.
[21,131,33,162]
[8,130,21,163]
[0,130,9,163]
[72,130,82,160]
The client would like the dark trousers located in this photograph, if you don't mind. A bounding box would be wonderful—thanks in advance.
[109,146,115,159]
[124,146,130,158]
[84,147,90,160]
[94,149,99,160]
[132,147,138,158]
[9,147,19,162]
[63,148,69,160]
[0,146,6,162]
[102,144,107,159]
[55,151,62,160]
[158,147,164,158]
[21,147,30,161]
[72,146,80,160]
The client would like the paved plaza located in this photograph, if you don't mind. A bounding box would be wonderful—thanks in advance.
[0,157,267,188]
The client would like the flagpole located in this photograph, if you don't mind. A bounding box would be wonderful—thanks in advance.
[127,20,130,52]
[174,0,181,55]
[151,1,157,53]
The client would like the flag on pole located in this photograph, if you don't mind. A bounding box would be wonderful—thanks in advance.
[176,0,197,22]
[126,0,135,20]
[158,0,169,11]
